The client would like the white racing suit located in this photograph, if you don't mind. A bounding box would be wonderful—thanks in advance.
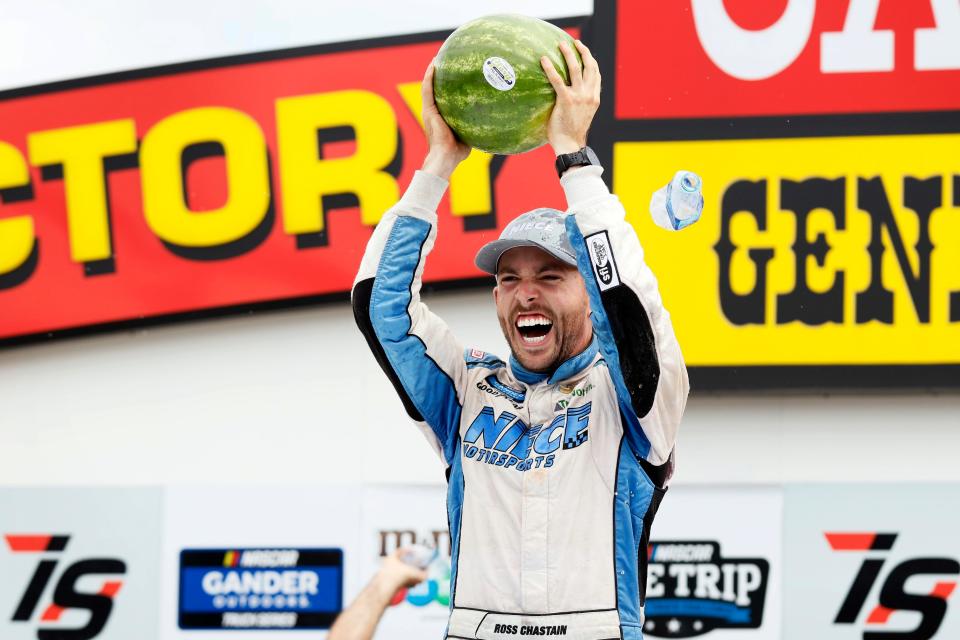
[353,166,689,640]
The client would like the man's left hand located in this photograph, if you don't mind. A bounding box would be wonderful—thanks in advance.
[540,40,601,156]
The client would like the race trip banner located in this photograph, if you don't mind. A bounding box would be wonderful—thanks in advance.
[645,540,769,637]
[643,485,783,640]
[1,1,958,388]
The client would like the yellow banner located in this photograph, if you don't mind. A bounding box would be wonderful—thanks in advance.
[613,134,960,366]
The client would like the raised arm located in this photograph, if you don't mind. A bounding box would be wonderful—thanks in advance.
[327,550,427,640]
[351,63,472,466]
[542,41,689,477]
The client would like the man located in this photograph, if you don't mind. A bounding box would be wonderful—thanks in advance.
[353,40,688,640]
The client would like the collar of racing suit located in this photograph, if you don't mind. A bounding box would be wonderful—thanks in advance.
[508,335,600,386]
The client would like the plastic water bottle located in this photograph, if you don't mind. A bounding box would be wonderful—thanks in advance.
[399,544,438,570]
[649,170,704,231]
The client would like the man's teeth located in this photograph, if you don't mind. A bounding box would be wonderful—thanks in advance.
[517,316,551,346]
[516,316,552,328]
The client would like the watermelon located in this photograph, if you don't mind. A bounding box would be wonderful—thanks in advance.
[433,14,582,155]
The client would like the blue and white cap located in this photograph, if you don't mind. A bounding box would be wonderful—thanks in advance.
[474,208,577,275]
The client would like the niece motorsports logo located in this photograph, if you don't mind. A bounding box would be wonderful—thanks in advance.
[644,540,769,637]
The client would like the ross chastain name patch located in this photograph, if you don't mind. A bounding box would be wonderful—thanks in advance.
[493,623,568,635]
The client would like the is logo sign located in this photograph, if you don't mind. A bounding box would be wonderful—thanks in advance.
[644,540,768,638]
[5,533,125,640]
[827,532,959,640]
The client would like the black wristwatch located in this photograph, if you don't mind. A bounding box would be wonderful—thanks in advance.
[555,146,600,177]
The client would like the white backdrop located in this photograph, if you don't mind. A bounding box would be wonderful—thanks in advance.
[2,286,960,487]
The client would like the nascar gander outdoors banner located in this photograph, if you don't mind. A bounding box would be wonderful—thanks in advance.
[178,547,343,630]
[1,0,958,388]
[161,486,361,640]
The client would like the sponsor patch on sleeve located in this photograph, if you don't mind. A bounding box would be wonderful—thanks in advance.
[584,231,621,291]
[465,348,506,370]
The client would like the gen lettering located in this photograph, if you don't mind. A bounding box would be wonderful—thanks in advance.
[463,446,554,471]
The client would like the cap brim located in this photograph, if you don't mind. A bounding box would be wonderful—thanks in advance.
[474,239,577,275]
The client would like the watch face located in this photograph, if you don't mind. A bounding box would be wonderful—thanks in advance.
[583,146,600,165]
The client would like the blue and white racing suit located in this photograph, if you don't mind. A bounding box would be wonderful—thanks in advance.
[353,166,689,640]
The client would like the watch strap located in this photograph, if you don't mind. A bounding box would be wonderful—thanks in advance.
[555,147,593,177]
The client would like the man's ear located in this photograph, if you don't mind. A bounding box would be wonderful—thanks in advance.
[493,283,499,305]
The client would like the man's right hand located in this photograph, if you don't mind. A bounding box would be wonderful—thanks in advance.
[420,61,471,181]
[373,549,429,601]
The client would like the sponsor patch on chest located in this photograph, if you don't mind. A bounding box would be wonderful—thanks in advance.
[461,403,592,472]
[476,375,526,410]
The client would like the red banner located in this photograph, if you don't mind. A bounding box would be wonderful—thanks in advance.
[614,0,960,119]
[0,30,578,341]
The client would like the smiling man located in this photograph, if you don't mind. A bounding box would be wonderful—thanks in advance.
[479,209,592,374]
[353,40,688,640]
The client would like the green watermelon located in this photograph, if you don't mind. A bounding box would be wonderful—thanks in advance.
[433,14,583,155]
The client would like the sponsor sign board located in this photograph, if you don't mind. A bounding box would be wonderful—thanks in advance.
[783,484,960,640]
[611,0,960,119]
[0,487,162,640]
[359,485,450,639]
[161,486,362,640]
[612,134,960,367]
[178,547,342,630]
[0,25,578,344]
[644,485,782,639]
[594,0,960,386]
[646,540,769,637]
